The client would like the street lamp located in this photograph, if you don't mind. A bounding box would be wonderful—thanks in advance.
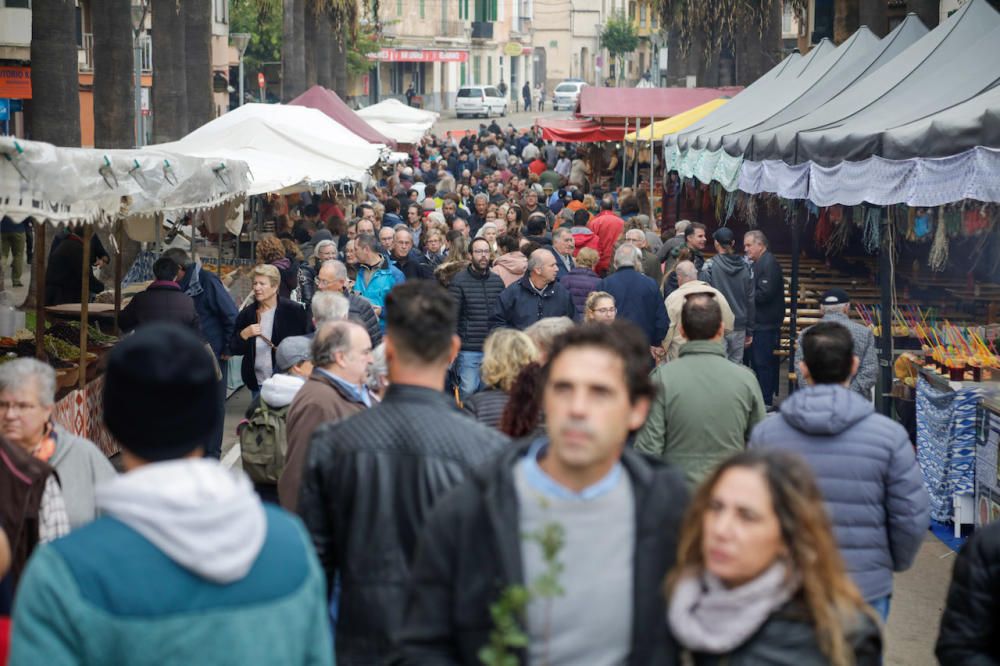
[130,0,148,146]
[231,33,251,107]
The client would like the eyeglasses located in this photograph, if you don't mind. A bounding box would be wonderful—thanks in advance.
[471,249,491,256]
[315,278,337,287]
[593,307,617,315]
[0,400,41,413]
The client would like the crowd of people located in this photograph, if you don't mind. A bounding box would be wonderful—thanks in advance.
[0,125,995,666]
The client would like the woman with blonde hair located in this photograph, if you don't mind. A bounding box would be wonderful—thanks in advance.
[584,291,617,323]
[464,329,539,429]
[667,450,880,666]
[230,264,310,397]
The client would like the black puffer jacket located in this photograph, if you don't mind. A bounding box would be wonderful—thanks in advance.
[463,387,508,429]
[347,292,382,347]
[690,598,881,666]
[392,440,690,665]
[448,264,505,352]
[297,384,509,666]
[936,520,1000,664]
[491,275,577,331]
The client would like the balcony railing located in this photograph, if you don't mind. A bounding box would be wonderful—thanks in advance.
[79,32,153,73]
[471,21,493,39]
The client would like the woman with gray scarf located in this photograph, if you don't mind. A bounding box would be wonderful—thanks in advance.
[666,450,881,666]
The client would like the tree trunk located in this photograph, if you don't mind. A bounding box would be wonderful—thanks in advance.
[859,0,888,37]
[282,0,306,100]
[333,29,348,99]
[29,0,80,146]
[151,0,187,142]
[92,0,135,148]
[834,0,859,43]
[304,2,318,88]
[735,1,782,86]
[316,9,334,89]
[184,0,214,128]
[907,0,939,29]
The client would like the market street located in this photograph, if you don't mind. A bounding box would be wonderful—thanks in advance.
[430,107,570,134]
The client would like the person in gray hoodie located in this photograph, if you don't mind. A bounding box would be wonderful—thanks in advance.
[699,227,754,363]
[749,321,930,621]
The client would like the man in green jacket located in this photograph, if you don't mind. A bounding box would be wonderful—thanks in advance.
[634,294,766,487]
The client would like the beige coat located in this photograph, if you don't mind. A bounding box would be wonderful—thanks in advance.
[663,280,735,360]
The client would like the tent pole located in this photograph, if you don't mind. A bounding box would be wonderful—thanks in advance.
[113,222,124,337]
[649,113,655,220]
[34,222,46,360]
[632,116,640,190]
[621,118,629,192]
[877,205,893,417]
[79,226,92,392]
[787,201,802,396]
[675,177,683,225]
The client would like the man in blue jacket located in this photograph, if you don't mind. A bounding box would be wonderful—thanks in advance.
[164,248,238,459]
[353,233,405,331]
[598,244,668,353]
[749,321,929,621]
[10,324,332,666]
[492,249,576,331]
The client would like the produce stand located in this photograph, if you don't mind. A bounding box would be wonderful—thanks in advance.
[975,396,1000,527]
[0,136,251,455]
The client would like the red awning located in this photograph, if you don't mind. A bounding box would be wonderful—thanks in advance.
[289,85,397,148]
[577,86,742,120]
[536,118,626,143]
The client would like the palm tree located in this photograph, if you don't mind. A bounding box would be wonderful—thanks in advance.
[304,1,318,88]
[332,28,347,98]
[282,0,306,100]
[185,0,214,127]
[92,0,135,148]
[30,0,81,146]
[151,0,188,142]
[834,0,859,43]
[315,7,334,89]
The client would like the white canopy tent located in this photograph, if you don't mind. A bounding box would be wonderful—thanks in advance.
[157,103,385,195]
[0,136,251,227]
[357,99,437,143]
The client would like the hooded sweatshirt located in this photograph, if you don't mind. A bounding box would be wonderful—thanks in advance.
[491,251,528,287]
[260,373,306,409]
[749,385,930,601]
[10,458,332,665]
[699,252,755,332]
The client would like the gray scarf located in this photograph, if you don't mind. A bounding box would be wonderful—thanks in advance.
[668,562,798,654]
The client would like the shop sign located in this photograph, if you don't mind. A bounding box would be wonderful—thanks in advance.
[503,42,523,57]
[369,48,469,63]
[0,66,31,99]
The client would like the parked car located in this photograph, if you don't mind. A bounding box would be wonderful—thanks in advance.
[455,85,507,118]
[552,79,587,111]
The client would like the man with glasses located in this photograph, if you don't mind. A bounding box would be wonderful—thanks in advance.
[391,228,433,281]
[314,260,381,346]
[448,237,506,400]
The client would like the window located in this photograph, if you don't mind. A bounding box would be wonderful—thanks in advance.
[214,0,228,24]
[629,1,636,21]
[459,0,470,19]
[639,3,646,27]
[473,55,482,84]
[782,2,794,35]
[420,0,425,18]
[397,0,403,15]
[3,0,32,7]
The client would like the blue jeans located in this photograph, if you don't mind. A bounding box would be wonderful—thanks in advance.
[869,594,891,622]
[750,328,781,407]
[455,351,484,402]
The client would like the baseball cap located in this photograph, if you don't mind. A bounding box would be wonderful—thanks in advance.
[713,227,735,246]
[821,288,850,306]
[276,336,312,373]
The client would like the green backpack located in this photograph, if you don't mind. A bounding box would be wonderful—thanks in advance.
[240,400,290,485]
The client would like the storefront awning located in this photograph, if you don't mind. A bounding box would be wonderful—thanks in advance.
[536,118,625,143]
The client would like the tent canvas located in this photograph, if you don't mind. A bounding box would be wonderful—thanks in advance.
[289,85,396,148]
[363,118,431,145]
[537,117,625,143]
[356,99,438,129]
[157,103,382,195]
[0,136,250,226]
[576,86,742,120]
[623,99,730,143]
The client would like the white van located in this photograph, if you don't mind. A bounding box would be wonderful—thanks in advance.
[455,85,507,118]
[552,79,587,111]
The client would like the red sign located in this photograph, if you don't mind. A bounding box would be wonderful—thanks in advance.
[368,49,469,63]
[0,66,32,99]
[257,72,265,88]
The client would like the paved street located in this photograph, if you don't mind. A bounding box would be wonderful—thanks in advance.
[431,107,570,135]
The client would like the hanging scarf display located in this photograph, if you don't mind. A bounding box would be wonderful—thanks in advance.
[863,207,881,254]
[815,207,833,248]
[928,207,949,272]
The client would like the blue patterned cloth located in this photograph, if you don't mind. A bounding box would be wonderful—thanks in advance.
[122,250,156,288]
[916,376,993,522]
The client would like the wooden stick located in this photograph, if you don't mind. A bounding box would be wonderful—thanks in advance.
[79,226,92,391]
[34,222,46,360]
[113,222,124,337]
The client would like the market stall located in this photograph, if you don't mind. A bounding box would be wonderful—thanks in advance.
[289,85,396,148]
[0,135,251,456]
[975,396,1000,528]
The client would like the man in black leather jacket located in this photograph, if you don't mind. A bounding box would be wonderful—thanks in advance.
[393,322,690,665]
[297,280,509,666]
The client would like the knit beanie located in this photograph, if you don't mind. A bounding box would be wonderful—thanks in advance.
[103,323,221,461]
